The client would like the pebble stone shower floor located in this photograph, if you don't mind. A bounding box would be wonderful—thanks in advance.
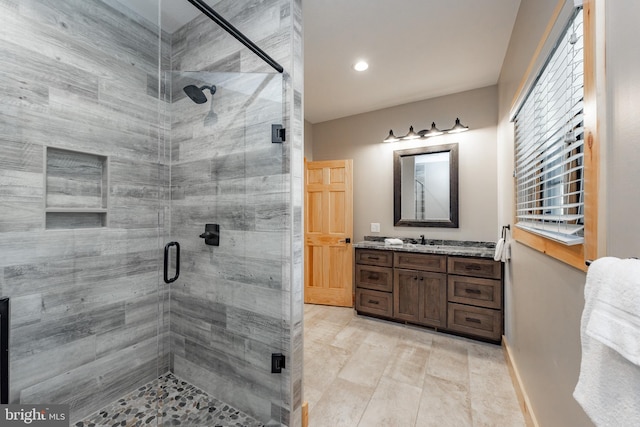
[75,373,265,427]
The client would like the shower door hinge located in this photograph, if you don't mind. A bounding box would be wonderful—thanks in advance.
[271,353,286,373]
[272,124,285,143]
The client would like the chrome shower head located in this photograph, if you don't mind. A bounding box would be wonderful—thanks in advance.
[183,84,216,104]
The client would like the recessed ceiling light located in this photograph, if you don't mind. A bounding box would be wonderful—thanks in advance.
[353,61,369,72]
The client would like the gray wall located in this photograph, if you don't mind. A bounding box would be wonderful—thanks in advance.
[168,0,303,425]
[304,120,314,160]
[495,0,640,425]
[497,1,591,425]
[311,85,499,243]
[0,0,169,421]
[605,1,640,258]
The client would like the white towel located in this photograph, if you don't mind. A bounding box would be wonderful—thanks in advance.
[501,240,511,262]
[493,238,511,262]
[574,257,640,426]
[587,258,640,365]
[493,238,504,261]
[384,238,403,246]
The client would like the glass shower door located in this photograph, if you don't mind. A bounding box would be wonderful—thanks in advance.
[0,0,167,423]
[162,70,288,425]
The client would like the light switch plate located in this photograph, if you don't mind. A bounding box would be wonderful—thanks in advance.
[371,223,380,232]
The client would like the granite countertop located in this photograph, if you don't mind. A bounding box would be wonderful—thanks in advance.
[353,236,497,259]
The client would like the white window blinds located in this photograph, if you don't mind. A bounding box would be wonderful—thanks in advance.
[513,8,584,245]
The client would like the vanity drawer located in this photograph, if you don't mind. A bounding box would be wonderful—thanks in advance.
[356,264,393,292]
[448,275,502,309]
[394,252,446,273]
[447,303,502,341]
[356,288,393,318]
[447,256,501,279]
[356,249,393,267]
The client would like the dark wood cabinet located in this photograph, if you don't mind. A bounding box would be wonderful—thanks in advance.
[446,256,503,341]
[355,264,393,292]
[418,271,448,327]
[395,252,446,272]
[356,249,393,267]
[447,303,502,341]
[448,256,501,279]
[355,250,394,317]
[394,269,447,328]
[355,248,503,343]
[355,288,393,318]
[393,268,420,322]
[394,251,447,328]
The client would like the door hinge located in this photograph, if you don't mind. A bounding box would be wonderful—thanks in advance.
[271,353,286,373]
[272,124,285,143]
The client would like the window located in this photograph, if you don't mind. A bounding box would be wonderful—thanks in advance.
[510,1,599,271]
[513,8,585,246]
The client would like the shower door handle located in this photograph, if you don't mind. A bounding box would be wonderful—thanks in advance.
[164,241,180,284]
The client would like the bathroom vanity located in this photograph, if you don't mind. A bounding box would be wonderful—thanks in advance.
[354,239,503,343]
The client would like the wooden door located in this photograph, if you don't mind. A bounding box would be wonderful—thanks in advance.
[304,159,353,307]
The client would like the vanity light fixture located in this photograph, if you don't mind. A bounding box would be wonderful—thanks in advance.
[421,122,443,138]
[401,126,421,140]
[447,117,469,134]
[383,130,400,143]
[382,118,469,142]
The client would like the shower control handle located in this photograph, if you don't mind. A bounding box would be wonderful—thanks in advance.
[200,224,220,246]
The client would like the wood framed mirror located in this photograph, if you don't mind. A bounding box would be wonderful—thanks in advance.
[393,143,459,227]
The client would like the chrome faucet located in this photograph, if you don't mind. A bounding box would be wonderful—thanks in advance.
[420,234,426,245]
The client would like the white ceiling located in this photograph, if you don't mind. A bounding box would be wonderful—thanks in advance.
[303,0,521,124]
[119,0,521,124]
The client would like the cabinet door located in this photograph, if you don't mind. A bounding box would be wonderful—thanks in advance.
[393,269,419,322]
[418,271,447,328]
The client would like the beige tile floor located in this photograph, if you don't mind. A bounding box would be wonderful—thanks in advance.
[303,304,526,427]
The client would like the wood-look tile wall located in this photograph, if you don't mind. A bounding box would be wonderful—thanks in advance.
[0,0,170,421]
[0,0,302,425]
[168,0,303,425]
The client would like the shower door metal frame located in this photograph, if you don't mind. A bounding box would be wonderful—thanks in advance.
[185,0,284,73]
[0,297,8,404]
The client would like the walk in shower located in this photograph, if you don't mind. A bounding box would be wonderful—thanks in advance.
[0,0,303,425]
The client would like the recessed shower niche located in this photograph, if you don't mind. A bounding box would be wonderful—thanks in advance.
[45,147,109,229]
